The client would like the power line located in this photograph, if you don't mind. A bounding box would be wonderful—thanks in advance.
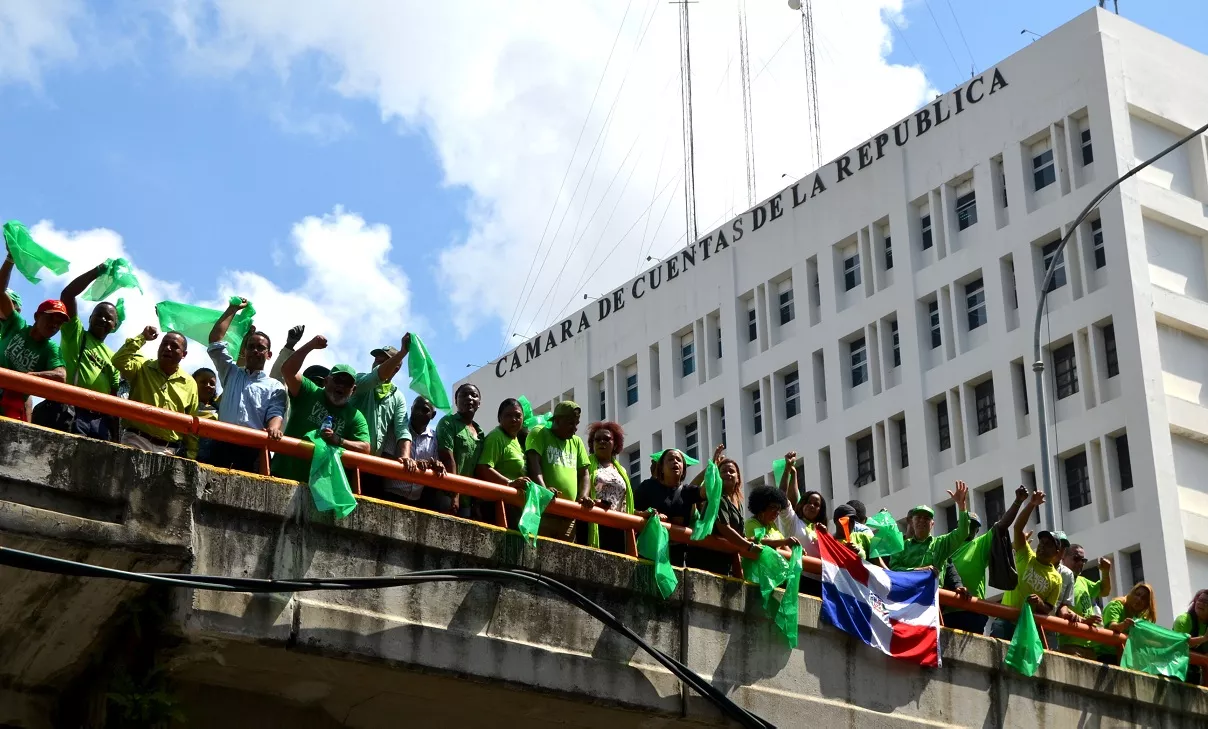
[498,0,637,356]
[885,14,924,68]
[922,0,963,82]
[943,0,978,73]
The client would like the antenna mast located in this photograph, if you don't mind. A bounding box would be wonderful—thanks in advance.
[738,0,756,206]
[674,0,698,245]
[794,0,823,169]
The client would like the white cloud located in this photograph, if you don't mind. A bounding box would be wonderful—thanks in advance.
[22,207,416,388]
[166,0,935,357]
[0,0,84,86]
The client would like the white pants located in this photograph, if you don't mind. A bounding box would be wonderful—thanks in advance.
[121,430,176,456]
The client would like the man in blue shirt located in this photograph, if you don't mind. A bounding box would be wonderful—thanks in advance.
[203,297,287,473]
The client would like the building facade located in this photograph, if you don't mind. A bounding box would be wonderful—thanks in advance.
[459,9,1208,619]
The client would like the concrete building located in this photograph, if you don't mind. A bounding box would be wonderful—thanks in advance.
[461,8,1208,620]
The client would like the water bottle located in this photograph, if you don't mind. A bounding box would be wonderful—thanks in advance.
[321,415,333,431]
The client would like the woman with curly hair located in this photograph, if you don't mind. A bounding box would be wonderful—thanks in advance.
[583,421,635,553]
[1097,581,1158,664]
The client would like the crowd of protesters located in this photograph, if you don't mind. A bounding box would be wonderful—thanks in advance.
[0,251,1206,680]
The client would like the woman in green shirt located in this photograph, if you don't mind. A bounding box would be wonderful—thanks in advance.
[1174,589,1208,684]
[741,485,801,576]
[475,398,532,525]
[1098,582,1158,664]
[582,421,633,553]
[436,383,484,518]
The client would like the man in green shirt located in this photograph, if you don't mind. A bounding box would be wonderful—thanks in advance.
[945,484,1030,634]
[525,400,589,542]
[436,383,484,518]
[889,480,970,571]
[270,334,371,483]
[1058,544,1113,658]
[0,254,67,420]
[350,337,411,497]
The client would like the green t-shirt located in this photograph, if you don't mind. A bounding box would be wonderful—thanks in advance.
[436,412,484,477]
[1173,612,1208,638]
[1097,599,1139,655]
[271,377,370,483]
[524,427,588,501]
[0,315,64,398]
[1003,543,1062,610]
[889,510,970,571]
[1060,576,1103,649]
[950,531,993,599]
[477,427,526,482]
[744,517,785,541]
[59,315,119,395]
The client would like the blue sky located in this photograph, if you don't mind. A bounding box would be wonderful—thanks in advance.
[0,1,1201,400]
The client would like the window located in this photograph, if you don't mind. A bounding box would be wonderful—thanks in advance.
[626,370,639,406]
[1116,434,1133,491]
[884,235,893,270]
[716,327,722,359]
[936,400,951,451]
[778,283,795,325]
[1128,549,1144,586]
[944,504,958,533]
[1041,240,1066,292]
[1104,323,1119,378]
[897,418,909,468]
[680,334,695,377]
[956,191,978,230]
[1054,343,1078,399]
[849,337,868,387]
[966,278,987,330]
[747,306,758,342]
[1081,128,1094,165]
[984,485,1006,527]
[598,385,606,420]
[720,406,727,449]
[854,435,874,486]
[890,320,901,367]
[975,380,997,434]
[921,214,933,250]
[628,448,641,479]
[1091,219,1105,269]
[785,370,800,419]
[751,388,763,434]
[928,300,942,349]
[684,420,699,461]
[1064,451,1091,510]
[1032,148,1056,190]
[844,254,861,291]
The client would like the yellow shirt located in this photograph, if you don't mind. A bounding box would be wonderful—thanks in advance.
[1003,542,1063,609]
[113,334,199,443]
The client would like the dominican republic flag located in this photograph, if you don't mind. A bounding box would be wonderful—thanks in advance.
[817,529,941,667]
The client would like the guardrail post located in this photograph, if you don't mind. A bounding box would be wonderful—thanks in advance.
[495,500,509,529]
[624,528,638,558]
[351,468,362,496]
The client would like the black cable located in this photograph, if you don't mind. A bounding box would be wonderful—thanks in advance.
[0,547,774,729]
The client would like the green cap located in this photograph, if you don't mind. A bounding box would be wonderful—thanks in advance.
[328,363,357,380]
[908,504,935,518]
[553,400,580,417]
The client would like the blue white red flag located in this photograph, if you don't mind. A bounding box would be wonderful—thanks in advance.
[817,528,941,667]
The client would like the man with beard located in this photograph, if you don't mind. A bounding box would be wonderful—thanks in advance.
[202,297,287,472]
[270,333,370,483]
[113,325,198,454]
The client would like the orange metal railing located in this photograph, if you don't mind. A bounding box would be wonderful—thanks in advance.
[0,368,1204,674]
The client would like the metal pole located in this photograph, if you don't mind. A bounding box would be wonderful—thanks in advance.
[1031,118,1208,529]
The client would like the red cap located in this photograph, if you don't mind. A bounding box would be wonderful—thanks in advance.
[36,300,69,319]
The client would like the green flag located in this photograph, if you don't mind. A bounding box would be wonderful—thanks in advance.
[518,395,552,431]
[406,333,451,412]
[689,461,722,541]
[115,298,126,328]
[774,544,804,648]
[82,257,143,301]
[747,545,792,612]
[304,432,357,519]
[1121,619,1190,680]
[155,296,254,352]
[772,458,787,489]
[2,221,70,285]
[637,511,678,599]
[516,480,555,548]
[866,509,906,560]
[1005,602,1044,677]
[649,449,700,466]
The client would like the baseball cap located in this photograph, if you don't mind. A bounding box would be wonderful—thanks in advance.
[968,512,983,527]
[553,400,581,417]
[370,345,399,358]
[302,364,329,384]
[328,363,357,381]
[908,504,935,517]
[1039,530,1069,546]
[36,299,69,319]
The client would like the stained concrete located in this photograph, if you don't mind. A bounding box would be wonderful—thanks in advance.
[0,419,1204,727]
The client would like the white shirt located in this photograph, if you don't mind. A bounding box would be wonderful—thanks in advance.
[383,425,437,501]
[776,510,822,559]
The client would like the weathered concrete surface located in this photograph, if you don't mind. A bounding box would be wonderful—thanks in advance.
[1,419,1206,727]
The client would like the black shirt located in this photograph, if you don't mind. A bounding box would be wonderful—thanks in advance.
[634,478,704,526]
[687,495,745,576]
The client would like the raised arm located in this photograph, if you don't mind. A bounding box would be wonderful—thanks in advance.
[994,484,1030,533]
[280,334,326,397]
[60,261,107,320]
[376,333,411,383]
[689,444,726,486]
[0,255,15,321]
[779,450,800,506]
[928,481,970,563]
[209,298,248,344]
[1097,556,1113,598]
[270,325,305,383]
[1013,490,1045,550]
[113,326,157,379]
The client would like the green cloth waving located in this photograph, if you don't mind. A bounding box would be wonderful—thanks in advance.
[518,395,552,431]
[82,257,143,301]
[689,461,721,541]
[637,511,678,599]
[774,544,804,648]
[407,333,451,411]
[866,510,905,560]
[1121,619,1190,680]
[1005,602,1044,677]
[3,221,69,284]
[156,296,254,351]
[304,432,357,519]
[517,480,556,547]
